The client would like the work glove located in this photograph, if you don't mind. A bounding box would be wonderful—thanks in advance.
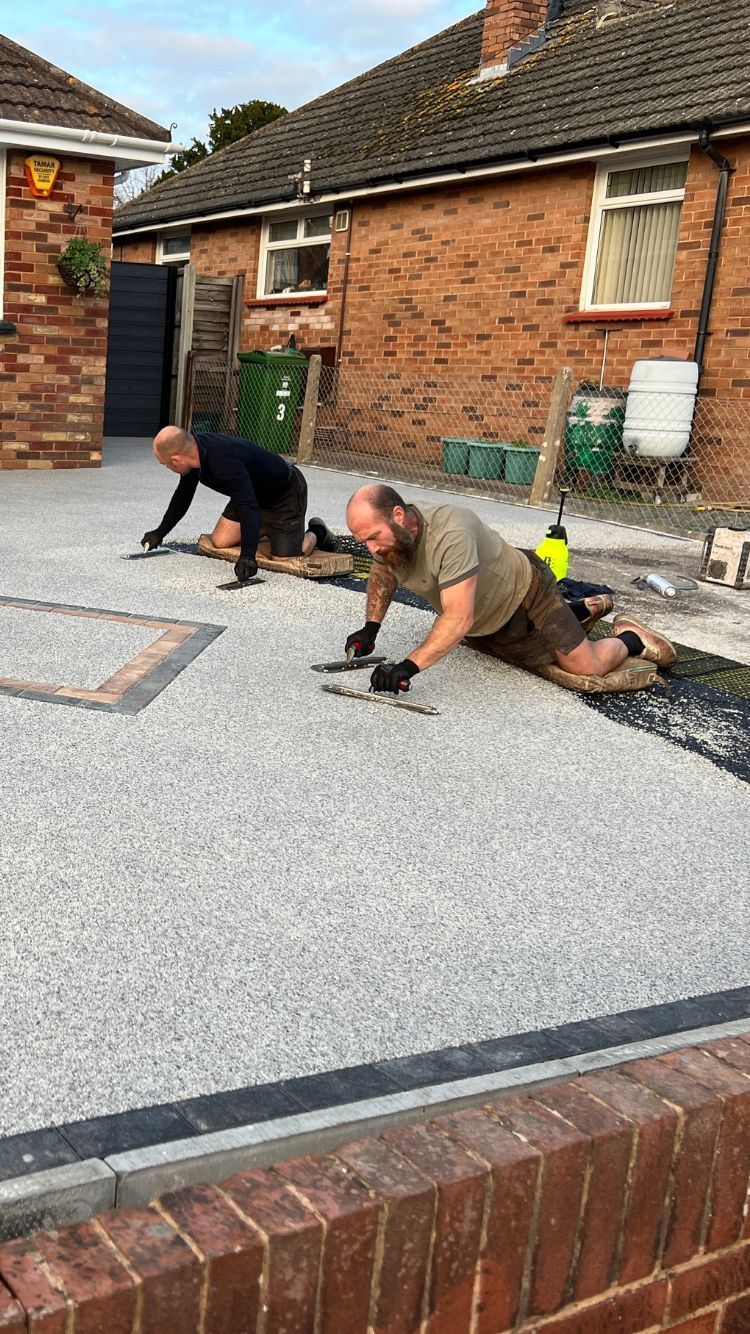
[345,621,381,658]
[234,556,259,583]
[141,529,163,551]
[370,659,420,695]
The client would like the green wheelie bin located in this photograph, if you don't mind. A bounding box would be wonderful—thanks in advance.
[237,348,308,454]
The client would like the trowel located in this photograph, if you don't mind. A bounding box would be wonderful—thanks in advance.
[217,577,265,590]
[120,548,174,560]
[310,651,386,673]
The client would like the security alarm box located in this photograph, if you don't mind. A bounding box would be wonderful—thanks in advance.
[699,526,750,589]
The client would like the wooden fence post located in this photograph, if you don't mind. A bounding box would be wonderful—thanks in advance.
[297,355,322,464]
[529,366,574,507]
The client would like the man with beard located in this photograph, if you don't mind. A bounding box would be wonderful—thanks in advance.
[344,484,676,694]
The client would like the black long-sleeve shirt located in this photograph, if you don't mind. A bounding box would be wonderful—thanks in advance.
[156,434,293,557]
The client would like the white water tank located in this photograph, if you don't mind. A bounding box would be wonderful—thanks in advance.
[622,358,699,459]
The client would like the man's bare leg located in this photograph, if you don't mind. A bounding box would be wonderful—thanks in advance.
[211,515,241,549]
[555,635,629,678]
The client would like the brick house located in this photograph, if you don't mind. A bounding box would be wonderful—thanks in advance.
[111,0,750,500]
[0,35,173,470]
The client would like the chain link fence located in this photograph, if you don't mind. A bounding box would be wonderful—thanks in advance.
[187,356,750,539]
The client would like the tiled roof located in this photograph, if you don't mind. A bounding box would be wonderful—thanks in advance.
[113,0,750,232]
[0,33,171,141]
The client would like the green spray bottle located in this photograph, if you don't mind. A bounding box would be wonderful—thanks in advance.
[535,488,570,580]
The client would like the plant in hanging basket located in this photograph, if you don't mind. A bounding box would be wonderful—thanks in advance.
[57,236,108,297]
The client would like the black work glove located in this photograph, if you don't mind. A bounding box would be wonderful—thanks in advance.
[141,529,163,551]
[234,556,258,583]
[345,621,381,658]
[370,659,420,695]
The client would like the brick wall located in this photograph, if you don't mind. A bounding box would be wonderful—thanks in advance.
[112,234,155,263]
[0,1034,748,1330]
[482,0,548,68]
[1,152,114,470]
[116,137,750,397]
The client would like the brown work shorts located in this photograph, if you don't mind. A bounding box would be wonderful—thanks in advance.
[223,465,308,557]
[466,551,585,670]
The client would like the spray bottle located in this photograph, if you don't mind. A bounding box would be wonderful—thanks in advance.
[535,488,570,581]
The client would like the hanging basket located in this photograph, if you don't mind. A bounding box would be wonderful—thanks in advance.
[56,237,108,297]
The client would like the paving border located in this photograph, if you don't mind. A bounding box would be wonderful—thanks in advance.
[0,596,225,714]
[1,988,747,1238]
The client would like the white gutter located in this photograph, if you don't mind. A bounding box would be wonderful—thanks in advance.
[0,117,180,170]
[114,123,750,237]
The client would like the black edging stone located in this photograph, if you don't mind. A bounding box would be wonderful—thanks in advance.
[0,986,747,1179]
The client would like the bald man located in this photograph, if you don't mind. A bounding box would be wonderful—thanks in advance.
[142,427,334,582]
[344,484,676,694]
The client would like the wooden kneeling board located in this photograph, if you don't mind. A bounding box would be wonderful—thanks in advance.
[197,533,353,579]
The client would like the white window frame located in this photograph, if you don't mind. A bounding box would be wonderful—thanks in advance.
[257,211,332,298]
[156,229,191,264]
[579,149,690,311]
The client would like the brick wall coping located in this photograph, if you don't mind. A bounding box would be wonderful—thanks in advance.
[246,295,329,308]
[0,1029,749,1331]
[563,308,676,323]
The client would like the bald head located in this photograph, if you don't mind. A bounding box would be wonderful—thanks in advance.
[152,426,199,475]
[346,484,418,565]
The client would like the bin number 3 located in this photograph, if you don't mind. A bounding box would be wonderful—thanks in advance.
[276,403,286,422]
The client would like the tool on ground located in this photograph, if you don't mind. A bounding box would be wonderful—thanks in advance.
[311,655,386,674]
[631,573,698,598]
[217,577,265,590]
[535,488,570,580]
[322,683,440,715]
[120,549,174,560]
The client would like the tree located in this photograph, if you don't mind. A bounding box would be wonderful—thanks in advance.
[114,163,168,206]
[157,100,287,182]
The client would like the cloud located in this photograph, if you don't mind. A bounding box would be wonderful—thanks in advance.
[9,1,477,142]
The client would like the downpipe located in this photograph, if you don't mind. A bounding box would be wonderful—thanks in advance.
[694,128,735,377]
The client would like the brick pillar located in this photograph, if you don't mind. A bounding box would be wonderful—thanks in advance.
[481,0,548,70]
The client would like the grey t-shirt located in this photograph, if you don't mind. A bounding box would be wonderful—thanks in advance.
[396,503,532,637]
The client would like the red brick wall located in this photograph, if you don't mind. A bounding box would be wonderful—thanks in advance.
[0,1034,748,1330]
[482,0,548,68]
[114,139,750,397]
[1,152,114,470]
[112,141,750,492]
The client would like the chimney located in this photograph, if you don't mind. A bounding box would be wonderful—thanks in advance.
[481,0,549,73]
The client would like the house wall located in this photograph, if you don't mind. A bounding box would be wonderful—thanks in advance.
[115,138,750,394]
[112,234,155,263]
[1,151,113,470]
[114,140,750,493]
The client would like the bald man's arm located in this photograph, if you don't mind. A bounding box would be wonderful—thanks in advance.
[366,562,398,624]
[408,575,477,671]
[154,470,200,541]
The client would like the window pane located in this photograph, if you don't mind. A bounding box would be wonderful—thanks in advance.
[303,214,333,238]
[593,200,682,304]
[264,243,330,294]
[162,232,190,255]
[268,219,298,243]
[606,161,687,198]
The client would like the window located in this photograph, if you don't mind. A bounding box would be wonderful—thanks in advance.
[259,213,332,297]
[157,230,191,265]
[581,157,688,309]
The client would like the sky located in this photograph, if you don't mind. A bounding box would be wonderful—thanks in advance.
[0,0,480,146]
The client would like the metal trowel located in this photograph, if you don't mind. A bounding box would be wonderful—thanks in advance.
[120,548,174,560]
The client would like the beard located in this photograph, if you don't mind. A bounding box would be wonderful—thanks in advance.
[373,520,417,571]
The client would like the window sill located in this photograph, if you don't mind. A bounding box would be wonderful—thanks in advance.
[247,295,328,308]
[564,309,674,324]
